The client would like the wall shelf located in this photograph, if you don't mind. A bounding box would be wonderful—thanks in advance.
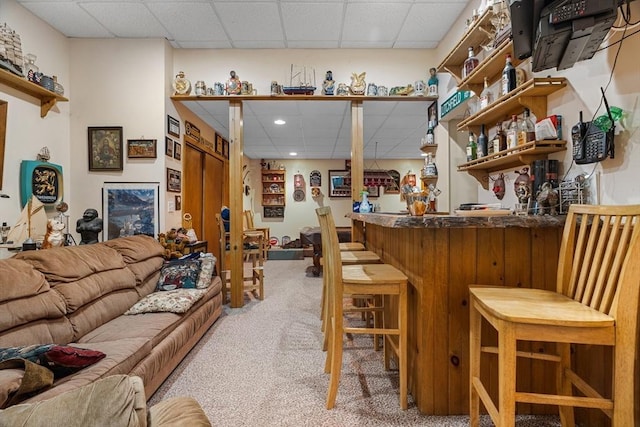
[419,143,438,154]
[0,68,68,117]
[262,170,286,209]
[457,140,567,189]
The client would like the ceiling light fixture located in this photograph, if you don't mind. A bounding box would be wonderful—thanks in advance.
[274,119,286,125]
[289,152,297,156]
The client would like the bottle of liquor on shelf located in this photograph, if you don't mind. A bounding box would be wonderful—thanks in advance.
[479,77,493,109]
[463,47,479,79]
[466,131,477,161]
[492,121,507,155]
[477,124,488,158]
[506,114,519,149]
[501,54,517,96]
[521,108,536,143]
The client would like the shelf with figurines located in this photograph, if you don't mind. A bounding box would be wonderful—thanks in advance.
[0,67,68,117]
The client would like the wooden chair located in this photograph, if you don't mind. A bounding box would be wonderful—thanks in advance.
[316,206,409,410]
[216,213,264,303]
[243,210,270,259]
[469,204,640,427]
[339,242,365,251]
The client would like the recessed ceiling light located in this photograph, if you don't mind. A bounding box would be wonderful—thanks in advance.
[274,119,286,125]
[289,152,297,156]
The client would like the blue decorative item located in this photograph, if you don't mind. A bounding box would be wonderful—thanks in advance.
[359,190,371,213]
[221,206,230,232]
[20,160,64,207]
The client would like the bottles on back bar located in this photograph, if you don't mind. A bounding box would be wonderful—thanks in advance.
[463,47,479,79]
[479,77,493,109]
[466,131,477,161]
[506,115,519,149]
[477,124,488,158]
[501,54,517,96]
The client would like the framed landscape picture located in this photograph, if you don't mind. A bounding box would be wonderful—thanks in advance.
[167,168,181,192]
[88,126,123,171]
[328,170,351,198]
[127,139,156,158]
[102,182,159,241]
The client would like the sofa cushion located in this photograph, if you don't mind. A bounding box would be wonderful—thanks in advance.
[15,244,127,284]
[54,268,137,313]
[0,259,49,303]
[0,291,67,334]
[0,344,106,374]
[21,337,152,404]
[103,235,164,263]
[125,289,208,315]
[0,318,75,348]
[196,255,215,289]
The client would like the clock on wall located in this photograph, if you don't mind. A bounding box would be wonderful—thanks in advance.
[173,71,192,96]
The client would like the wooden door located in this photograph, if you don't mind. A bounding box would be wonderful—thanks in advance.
[204,153,224,262]
[184,144,204,237]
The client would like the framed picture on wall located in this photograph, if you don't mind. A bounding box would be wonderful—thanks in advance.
[215,134,223,155]
[165,137,174,157]
[88,126,123,171]
[167,115,180,137]
[127,139,157,158]
[102,182,159,241]
[427,101,438,127]
[328,170,351,198]
[222,138,229,159]
[174,141,182,160]
[167,168,181,192]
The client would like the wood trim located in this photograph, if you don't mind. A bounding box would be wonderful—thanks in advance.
[0,101,6,190]
[229,100,244,308]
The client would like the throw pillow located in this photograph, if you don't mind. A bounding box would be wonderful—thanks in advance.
[196,254,215,289]
[156,259,201,291]
[124,289,208,315]
[0,344,106,379]
[0,344,54,364]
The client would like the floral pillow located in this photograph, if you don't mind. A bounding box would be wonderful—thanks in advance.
[124,289,208,315]
[156,259,201,291]
[196,254,215,289]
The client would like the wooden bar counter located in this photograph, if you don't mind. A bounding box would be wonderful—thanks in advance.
[347,212,566,416]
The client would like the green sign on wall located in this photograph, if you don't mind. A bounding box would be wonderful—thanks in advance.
[440,90,472,118]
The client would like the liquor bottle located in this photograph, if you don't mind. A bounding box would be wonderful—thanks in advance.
[492,121,507,154]
[477,124,488,158]
[506,114,519,149]
[466,131,477,161]
[522,108,536,142]
[463,47,479,79]
[479,77,493,109]
[501,54,517,96]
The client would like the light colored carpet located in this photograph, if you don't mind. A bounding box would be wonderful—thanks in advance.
[149,259,561,426]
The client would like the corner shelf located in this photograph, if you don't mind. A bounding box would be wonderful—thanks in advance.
[457,78,566,134]
[419,143,438,154]
[457,140,567,189]
[0,68,68,117]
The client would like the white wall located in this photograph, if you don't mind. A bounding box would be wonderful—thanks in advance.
[243,158,424,239]
[0,0,70,225]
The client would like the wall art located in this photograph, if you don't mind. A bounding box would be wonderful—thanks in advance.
[102,182,159,241]
[88,126,123,171]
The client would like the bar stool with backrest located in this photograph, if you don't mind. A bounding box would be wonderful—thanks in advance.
[215,213,264,303]
[469,204,640,427]
[316,206,409,410]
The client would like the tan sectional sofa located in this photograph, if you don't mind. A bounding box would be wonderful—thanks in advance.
[0,235,223,405]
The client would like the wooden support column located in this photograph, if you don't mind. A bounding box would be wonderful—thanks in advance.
[229,100,245,308]
[350,100,364,204]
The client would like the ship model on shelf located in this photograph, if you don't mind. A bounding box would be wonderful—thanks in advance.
[0,23,24,77]
[283,64,316,95]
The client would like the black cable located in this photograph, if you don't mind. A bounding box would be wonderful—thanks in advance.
[596,26,640,51]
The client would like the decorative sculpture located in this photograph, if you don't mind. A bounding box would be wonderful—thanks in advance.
[349,72,366,95]
[536,182,559,215]
[322,71,335,95]
[76,208,103,244]
[41,218,65,249]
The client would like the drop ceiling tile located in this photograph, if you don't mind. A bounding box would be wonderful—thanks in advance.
[177,40,233,48]
[342,3,411,43]
[215,2,283,41]
[80,3,170,38]
[18,2,113,37]
[147,3,228,41]
[286,41,340,48]
[281,3,343,41]
[398,3,467,44]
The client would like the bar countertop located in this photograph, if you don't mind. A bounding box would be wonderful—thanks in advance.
[346,211,566,228]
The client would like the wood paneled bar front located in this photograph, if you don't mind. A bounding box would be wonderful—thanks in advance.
[346,212,567,416]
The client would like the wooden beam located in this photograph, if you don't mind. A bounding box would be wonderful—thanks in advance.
[229,100,245,308]
[351,100,364,203]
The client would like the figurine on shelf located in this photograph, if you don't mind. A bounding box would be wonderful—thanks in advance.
[226,70,241,95]
[349,72,366,95]
[322,71,335,95]
[514,167,531,215]
[76,208,103,245]
[427,67,438,97]
[336,82,349,96]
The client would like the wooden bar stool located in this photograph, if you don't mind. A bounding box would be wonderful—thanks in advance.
[316,206,409,410]
[469,204,640,426]
[339,242,365,251]
[216,213,264,303]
